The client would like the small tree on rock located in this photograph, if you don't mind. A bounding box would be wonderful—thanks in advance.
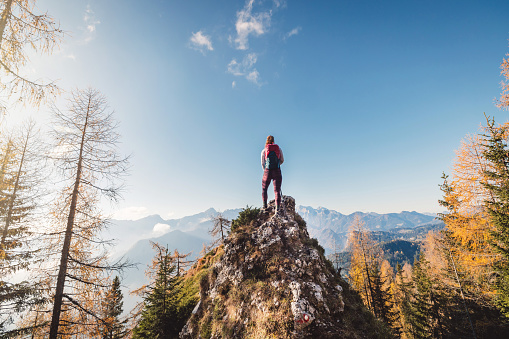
[209,212,230,245]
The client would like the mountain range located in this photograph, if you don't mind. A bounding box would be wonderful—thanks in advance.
[296,206,443,253]
[105,204,443,312]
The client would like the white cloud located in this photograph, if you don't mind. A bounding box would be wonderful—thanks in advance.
[246,70,260,83]
[66,54,76,60]
[227,53,262,85]
[152,223,171,237]
[284,26,301,40]
[232,81,236,88]
[113,206,151,220]
[234,0,272,50]
[83,5,100,42]
[227,59,242,76]
[273,0,287,8]
[190,31,213,54]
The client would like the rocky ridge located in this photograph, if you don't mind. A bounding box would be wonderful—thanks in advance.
[180,196,389,338]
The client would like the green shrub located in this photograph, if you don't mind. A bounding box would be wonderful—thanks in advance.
[199,316,212,339]
[295,213,307,229]
[231,205,260,232]
[303,237,325,256]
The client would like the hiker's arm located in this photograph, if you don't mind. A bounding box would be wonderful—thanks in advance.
[279,149,284,165]
[261,150,265,169]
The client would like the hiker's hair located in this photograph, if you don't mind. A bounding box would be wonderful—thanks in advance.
[266,135,274,145]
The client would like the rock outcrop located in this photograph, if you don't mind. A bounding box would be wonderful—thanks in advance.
[180,196,389,339]
[181,196,344,338]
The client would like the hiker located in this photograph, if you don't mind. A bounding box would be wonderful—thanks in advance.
[261,135,284,212]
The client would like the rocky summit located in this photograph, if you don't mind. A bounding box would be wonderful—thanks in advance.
[180,196,389,339]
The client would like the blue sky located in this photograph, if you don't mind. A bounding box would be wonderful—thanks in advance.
[6,0,509,219]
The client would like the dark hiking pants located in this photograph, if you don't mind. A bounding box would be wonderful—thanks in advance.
[262,168,282,207]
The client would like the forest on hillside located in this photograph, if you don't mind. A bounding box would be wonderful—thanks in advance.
[335,53,509,337]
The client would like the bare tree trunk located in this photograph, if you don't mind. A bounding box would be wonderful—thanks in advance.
[361,239,374,312]
[49,99,91,338]
[1,128,29,245]
[448,248,477,339]
[0,139,13,185]
[0,0,13,45]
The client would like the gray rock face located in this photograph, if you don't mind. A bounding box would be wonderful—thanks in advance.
[180,196,346,339]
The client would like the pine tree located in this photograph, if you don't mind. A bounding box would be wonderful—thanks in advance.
[370,264,393,326]
[133,244,180,339]
[394,263,413,338]
[100,276,126,339]
[482,116,509,318]
[408,253,445,339]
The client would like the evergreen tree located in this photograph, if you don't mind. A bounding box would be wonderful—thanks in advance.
[100,276,126,339]
[133,246,180,339]
[408,253,445,339]
[394,263,413,338]
[370,264,393,326]
[482,117,509,318]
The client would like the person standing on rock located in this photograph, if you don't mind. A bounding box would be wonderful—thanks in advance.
[261,135,284,212]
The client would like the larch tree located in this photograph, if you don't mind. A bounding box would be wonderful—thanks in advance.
[172,249,192,277]
[347,215,382,318]
[0,120,47,333]
[209,212,231,245]
[421,230,483,338]
[0,0,64,107]
[1,120,45,249]
[46,88,129,338]
[438,133,502,297]
[497,45,509,109]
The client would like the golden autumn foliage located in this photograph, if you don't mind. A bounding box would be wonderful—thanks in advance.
[347,216,381,312]
[497,49,509,109]
[438,124,509,293]
[19,193,113,338]
[0,0,64,106]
